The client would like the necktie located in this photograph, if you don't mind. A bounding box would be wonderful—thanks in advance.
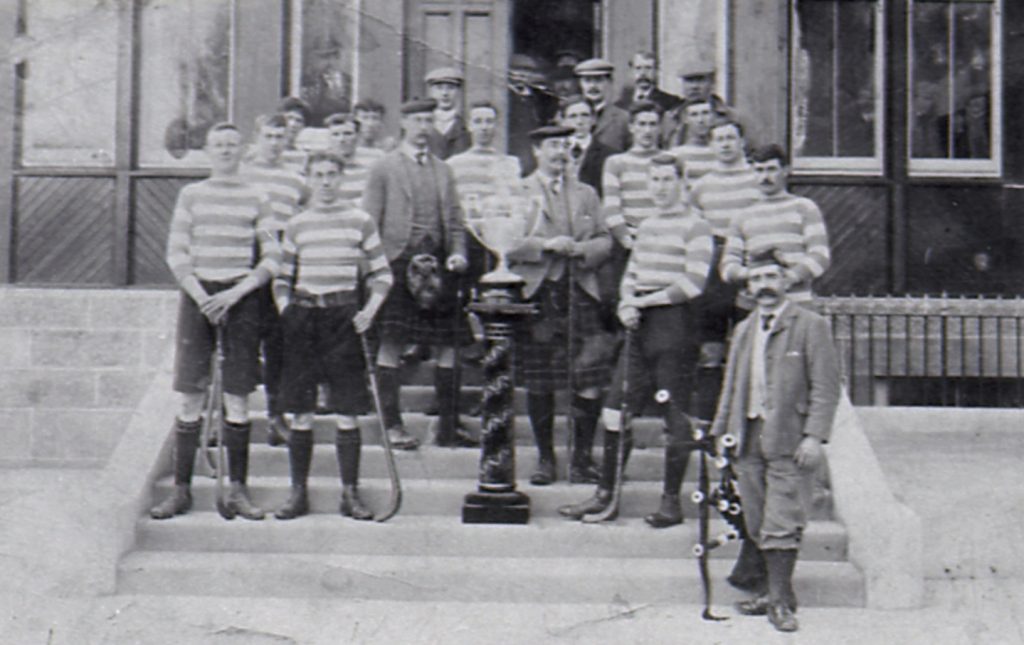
[416,151,426,166]
[550,178,561,195]
[571,143,583,160]
[761,313,775,332]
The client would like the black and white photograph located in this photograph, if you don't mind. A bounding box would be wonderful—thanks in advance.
[0,1,1022,643]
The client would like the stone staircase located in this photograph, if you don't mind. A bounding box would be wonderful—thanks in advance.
[117,363,864,606]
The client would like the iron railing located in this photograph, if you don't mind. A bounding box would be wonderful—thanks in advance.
[815,295,1024,407]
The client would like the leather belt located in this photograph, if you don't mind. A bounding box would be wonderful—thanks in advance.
[291,290,359,308]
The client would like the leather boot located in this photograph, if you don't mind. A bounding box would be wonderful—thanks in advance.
[728,539,768,593]
[224,421,265,520]
[527,392,556,485]
[644,493,683,528]
[150,419,200,520]
[765,548,800,615]
[644,442,690,527]
[275,430,313,520]
[557,488,613,520]
[435,367,478,447]
[569,396,601,484]
[377,366,418,450]
[337,430,373,520]
[266,414,288,447]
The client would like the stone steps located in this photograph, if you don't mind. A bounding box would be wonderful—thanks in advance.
[117,549,863,605]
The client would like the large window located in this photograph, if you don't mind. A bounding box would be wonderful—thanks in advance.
[288,0,361,127]
[137,0,234,167]
[908,0,1002,176]
[790,0,885,174]
[16,0,118,167]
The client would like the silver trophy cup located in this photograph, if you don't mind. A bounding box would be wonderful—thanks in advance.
[466,192,533,286]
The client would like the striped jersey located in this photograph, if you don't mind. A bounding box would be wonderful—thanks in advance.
[281,148,308,175]
[688,163,760,237]
[721,191,830,302]
[273,201,392,309]
[620,206,714,307]
[166,178,281,287]
[240,159,306,233]
[446,147,522,218]
[336,147,384,204]
[669,143,717,184]
[601,148,661,244]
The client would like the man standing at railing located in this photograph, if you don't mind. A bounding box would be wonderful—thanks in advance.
[710,248,840,632]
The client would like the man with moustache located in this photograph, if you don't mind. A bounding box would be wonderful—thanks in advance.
[152,123,281,521]
[615,51,682,114]
[560,153,712,522]
[558,95,615,196]
[508,125,612,486]
[710,248,840,633]
[425,67,471,160]
[574,58,631,154]
[361,98,475,451]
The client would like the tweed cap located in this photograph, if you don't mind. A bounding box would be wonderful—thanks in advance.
[748,248,788,270]
[528,125,575,141]
[573,58,615,77]
[401,98,438,115]
[678,61,716,79]
[425,67,464,86]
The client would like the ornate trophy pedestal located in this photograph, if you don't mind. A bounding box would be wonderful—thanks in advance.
[461,275,536,524]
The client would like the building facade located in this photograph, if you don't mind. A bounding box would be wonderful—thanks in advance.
[0,0,1020,296]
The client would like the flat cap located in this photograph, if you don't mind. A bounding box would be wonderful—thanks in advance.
[678,61,716,79]
[401,97,438,114]
[528,125,575,141]
[573,58,615,77]
[425,67,464,86]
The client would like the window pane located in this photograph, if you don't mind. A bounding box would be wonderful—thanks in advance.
[18,1,118,167]
[792,0,879,161]
[296,0,359,126]
[138,0,232,167]
[910,1,995,161]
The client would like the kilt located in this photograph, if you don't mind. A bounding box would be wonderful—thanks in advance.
[516,277,614,393]
[376,250,473,347]
[278,299,371,416]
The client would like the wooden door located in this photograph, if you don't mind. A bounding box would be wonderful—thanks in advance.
[405,0,511,150]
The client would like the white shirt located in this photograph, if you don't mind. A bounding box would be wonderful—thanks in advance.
[748,301,788,420]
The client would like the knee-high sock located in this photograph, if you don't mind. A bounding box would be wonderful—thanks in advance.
[173,419,201,486]
[287,430,314,487]
[335,429,362,487]
[527,391,555,461]
[224,421,252,484]
[572,396,601,465]
[376,366,403,430]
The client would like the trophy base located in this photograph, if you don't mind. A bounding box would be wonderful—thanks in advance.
[479,269,525,287]
[461,490,530,524]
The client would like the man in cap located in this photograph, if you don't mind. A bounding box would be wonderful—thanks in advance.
[508,125,612,486]
[560,153,712,522]
[615,51,682,114]
[557,95,614,197]
[361,98,476,450]
[710,248,840,633]
[574,58,631,154]
[425,67,471,160]
[662,63,742,149]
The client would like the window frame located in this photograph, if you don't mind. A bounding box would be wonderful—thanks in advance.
[788,0,887,177]
[906,0,1003,178]
[287,0,363,107]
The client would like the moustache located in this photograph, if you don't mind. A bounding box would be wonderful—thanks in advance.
[754,287,779,298]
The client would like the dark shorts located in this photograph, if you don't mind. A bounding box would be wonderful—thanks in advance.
[173,281,262,396]
[377,250,472,347]
[257,284,285,414]
[516,278,613,393]
[279,299,371,415]
[604,303,700,427]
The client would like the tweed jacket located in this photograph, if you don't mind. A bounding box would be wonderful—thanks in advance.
[614,85,683,114]
[361,150,467,262]
[593,103,632,154]
[575,138,615,197]
[427,114,471,160]
[710,303,841,458]
[508,172,611,301]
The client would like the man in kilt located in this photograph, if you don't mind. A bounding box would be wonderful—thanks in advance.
[508,125,612,486]
[560,153,712,520]
[272,151,392,520]
[151,122,281,521]
[361,98,477,450]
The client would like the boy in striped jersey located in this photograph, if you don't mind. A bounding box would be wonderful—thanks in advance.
[599,100,664,315]
[273,152,393,521]
[668,100,718,183]
[560,153,712,521]
[720,144,831,306]
[241,113,308,447]
[152,123,281,521]
[324,112,385,204]
[688,120,761,424]
[278,96,312,173]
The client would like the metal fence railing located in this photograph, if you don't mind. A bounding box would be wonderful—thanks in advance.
[814,296,1024,407]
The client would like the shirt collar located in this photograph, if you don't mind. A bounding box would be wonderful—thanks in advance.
[757,301,789,331]
[401,141,428,162]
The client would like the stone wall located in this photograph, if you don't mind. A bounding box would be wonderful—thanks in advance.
[0,288,177,467]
